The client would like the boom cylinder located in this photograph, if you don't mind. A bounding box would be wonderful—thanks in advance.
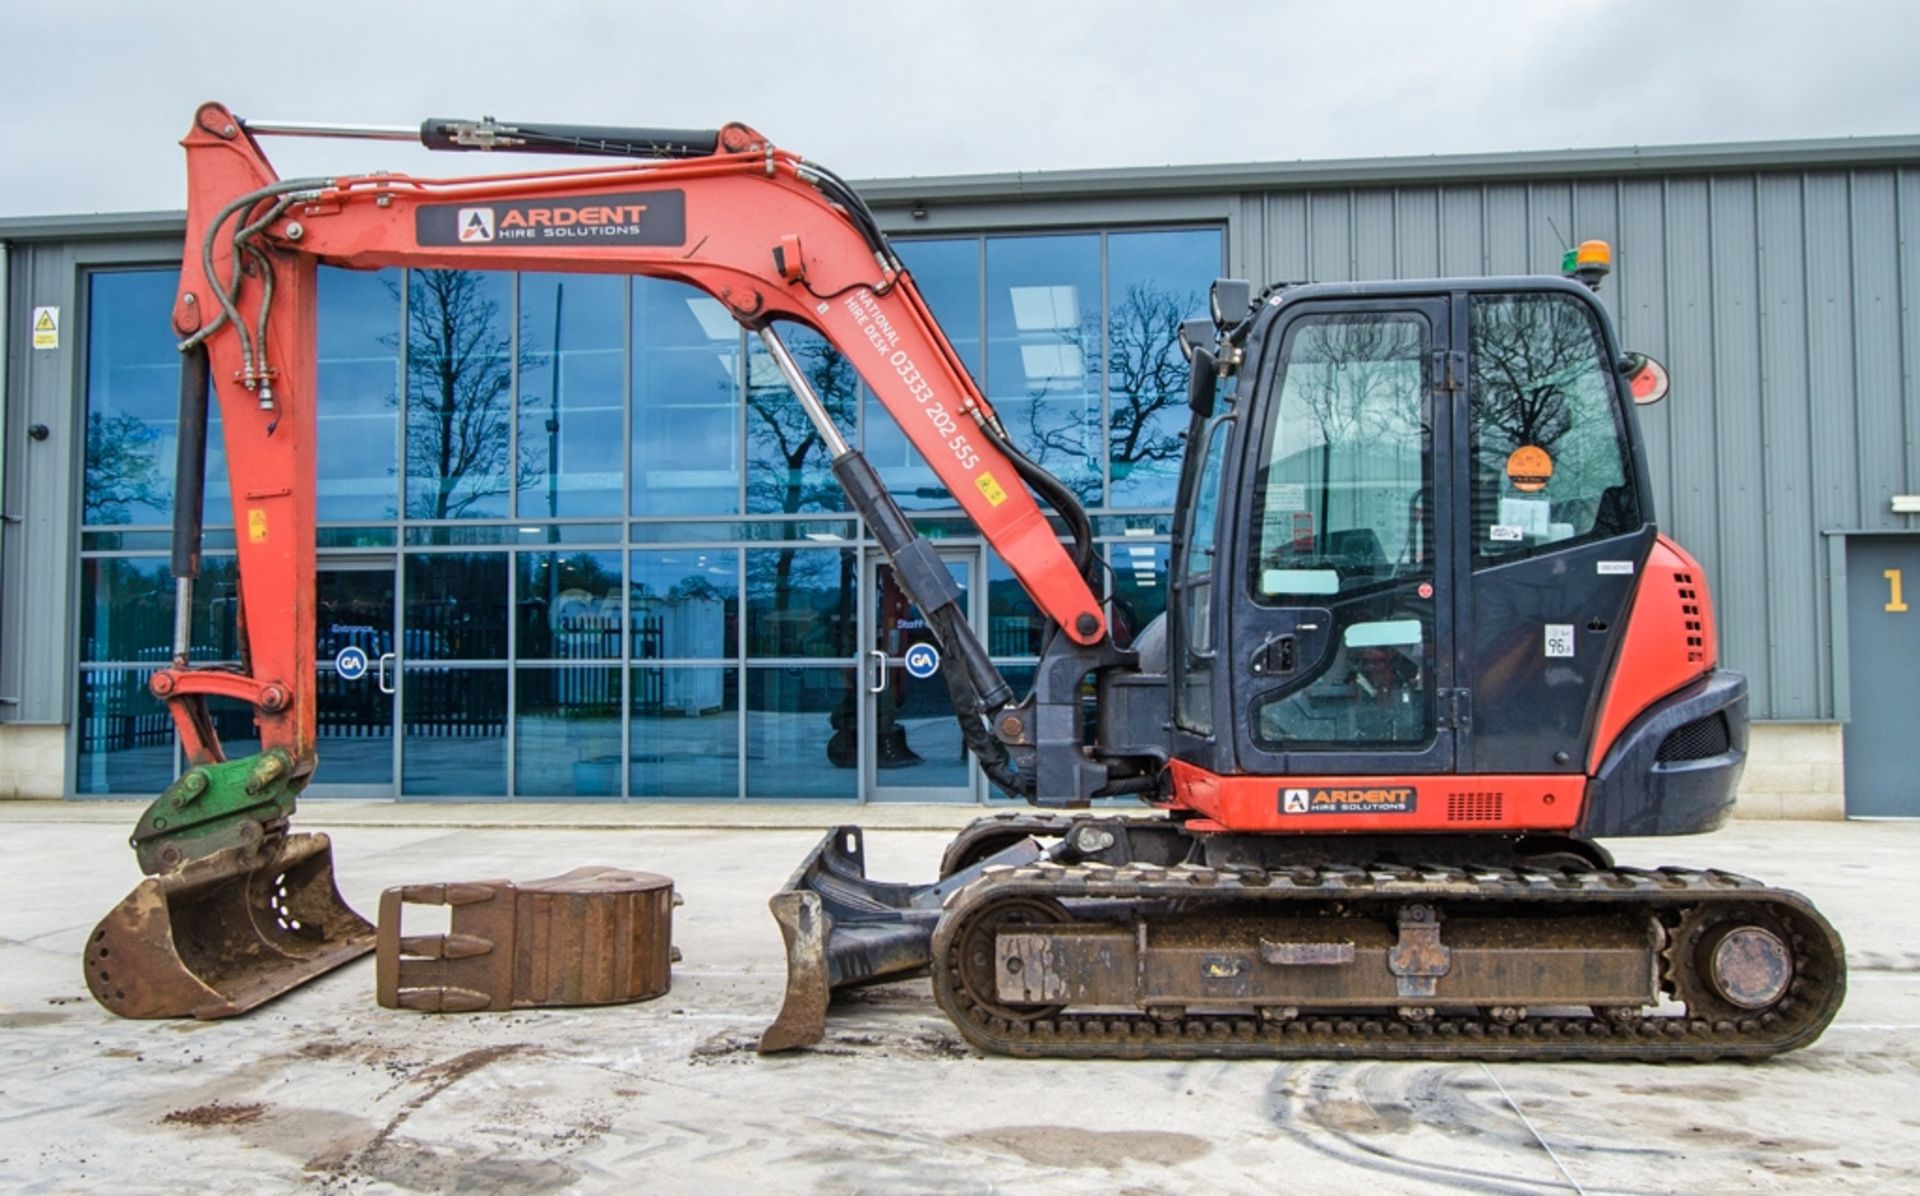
[170,343,211,662]
[419,117,722,159]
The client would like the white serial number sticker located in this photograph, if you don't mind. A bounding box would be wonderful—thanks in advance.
[1544,624,1575,658]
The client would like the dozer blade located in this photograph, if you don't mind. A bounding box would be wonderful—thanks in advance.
[759,824,1042,1053]
[86,832,376,1019]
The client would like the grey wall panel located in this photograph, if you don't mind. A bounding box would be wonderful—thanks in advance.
[1438,185,1483,277]
[1395,188,1440,278]
[1353,190,1395,281]
[1900,170,1920,505]
[1308,191,1352,282]
[1529,183,1574,279]
[1756,173,1818,717]
[1706,176,1774,713]
[1663,178,1725,605]
[1266,193,1309,283]
[1230,195,1264,283]
[1802,171,1857,713]
[1484,185,1530,274]
[1848,172,1903,531]
[1618,180,1671,509]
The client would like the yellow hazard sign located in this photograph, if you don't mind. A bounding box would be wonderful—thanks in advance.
[31,306,59,350]
[248,508,269,543]
[974,472,1007,507]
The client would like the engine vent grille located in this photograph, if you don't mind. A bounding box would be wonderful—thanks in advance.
[1656,712,1732,762]
[1673,570,1706,663]
[1446,791,1505,822]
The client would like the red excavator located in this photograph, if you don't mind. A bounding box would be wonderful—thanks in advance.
[87,104,1844,1060]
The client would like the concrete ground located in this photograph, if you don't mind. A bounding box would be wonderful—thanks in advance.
[1,806,1916,1194]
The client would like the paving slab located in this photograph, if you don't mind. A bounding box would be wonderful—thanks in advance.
[1,815,1916,1193]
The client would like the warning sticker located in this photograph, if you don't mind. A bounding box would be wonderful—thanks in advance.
[247,508,269,544]
[1506,444,1554,493]
[1271,483,1307,512]
[31,306,58,350]
[417,190,686,248]
[975,473,1007,507]
[1279,786,1417,815]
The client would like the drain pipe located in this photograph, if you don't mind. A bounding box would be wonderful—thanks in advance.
[0,240,10,694]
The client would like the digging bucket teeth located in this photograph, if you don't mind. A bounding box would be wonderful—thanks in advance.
[759,824,1043,1053]
[86,831,375,1019]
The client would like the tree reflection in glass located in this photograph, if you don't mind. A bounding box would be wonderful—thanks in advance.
[404,270,522,519]
[1469,294,1635,557]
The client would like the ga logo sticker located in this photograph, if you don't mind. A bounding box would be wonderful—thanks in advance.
[458,208,495,243]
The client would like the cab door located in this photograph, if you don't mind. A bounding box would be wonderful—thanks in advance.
[1231,298,1457,777]
[1455,287,1652,775]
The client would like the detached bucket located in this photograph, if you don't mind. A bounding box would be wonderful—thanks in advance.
[759,825,1042,1053]
[85,832,375,1019]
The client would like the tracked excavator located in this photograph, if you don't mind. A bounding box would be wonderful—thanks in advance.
[87,103,1845,1061]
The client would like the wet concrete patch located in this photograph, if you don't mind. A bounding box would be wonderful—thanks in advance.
[948,1125,1212,1170]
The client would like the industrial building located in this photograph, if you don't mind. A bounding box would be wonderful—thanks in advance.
[3,134,1916,815]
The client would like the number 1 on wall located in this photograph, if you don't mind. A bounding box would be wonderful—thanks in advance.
[1889,568,1910,613]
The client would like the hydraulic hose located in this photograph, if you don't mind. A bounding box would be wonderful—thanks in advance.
[979,415,1097,580]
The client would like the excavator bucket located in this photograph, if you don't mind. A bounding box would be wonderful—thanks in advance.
[86,832,375,1019]
[759,825,1043,1053]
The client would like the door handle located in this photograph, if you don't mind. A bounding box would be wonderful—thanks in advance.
[867,648,888,695]
[377,652,397,695]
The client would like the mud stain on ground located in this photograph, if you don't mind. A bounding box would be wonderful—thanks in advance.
[163,1102,267,1128]
[295,1043,574,1193]
[689,1032,759,1064]
[0,1011,72,1028]
[948,1125,1211,1171]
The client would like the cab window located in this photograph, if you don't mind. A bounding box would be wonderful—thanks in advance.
[1468,293,1638,566]
[1251,313,1430,602]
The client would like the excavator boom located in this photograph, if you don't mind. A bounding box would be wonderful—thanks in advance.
[97,102,1112,1021]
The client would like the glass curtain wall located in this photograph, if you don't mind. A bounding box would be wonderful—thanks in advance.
[74,225,1221,799]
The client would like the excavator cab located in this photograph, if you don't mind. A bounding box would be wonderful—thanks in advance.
[1159,275,1744,841]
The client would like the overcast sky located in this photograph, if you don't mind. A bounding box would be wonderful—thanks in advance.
[3,0,1916,218]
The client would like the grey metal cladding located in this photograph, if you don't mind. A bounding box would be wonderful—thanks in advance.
[1230,161,1915,722]
[1,240,79,724]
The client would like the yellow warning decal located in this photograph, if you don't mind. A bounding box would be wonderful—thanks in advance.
[975,472,1007,507]
[247,509,268,543]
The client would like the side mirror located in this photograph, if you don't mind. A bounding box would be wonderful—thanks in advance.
[1177,317,1213,364]
[1210,278,1252,330]
[1621,352,1670,406]
[1188,346,1218,418]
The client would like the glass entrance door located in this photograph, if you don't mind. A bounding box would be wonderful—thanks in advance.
[864,550,977,801]
[308,558,399,796]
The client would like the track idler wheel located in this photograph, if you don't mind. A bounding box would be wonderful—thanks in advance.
[948,896,1070,1022]
[1666,907,1798,1022]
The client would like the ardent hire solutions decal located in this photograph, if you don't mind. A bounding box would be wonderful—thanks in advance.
[1280,786,1418,815]
[417,190,687,248]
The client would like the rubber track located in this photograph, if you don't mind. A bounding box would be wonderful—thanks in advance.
[929,857,1847,1061]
